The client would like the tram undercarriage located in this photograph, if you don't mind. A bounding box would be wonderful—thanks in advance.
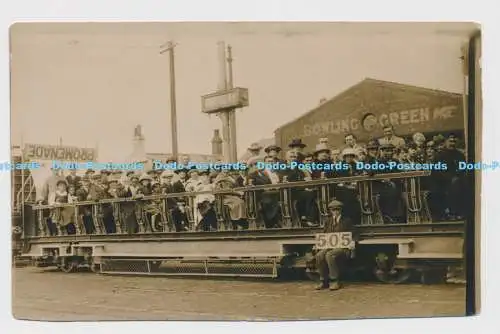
[23,221,463,284]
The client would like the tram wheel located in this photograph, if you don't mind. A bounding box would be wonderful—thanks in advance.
[373,252,412,284]
[59,258,78,273]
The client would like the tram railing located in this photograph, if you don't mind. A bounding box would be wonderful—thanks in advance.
[23,171,431,238]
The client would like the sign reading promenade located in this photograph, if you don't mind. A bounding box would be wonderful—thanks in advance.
[23,143,97,162]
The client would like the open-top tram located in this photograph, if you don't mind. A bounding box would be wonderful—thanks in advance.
[18,171,465,284]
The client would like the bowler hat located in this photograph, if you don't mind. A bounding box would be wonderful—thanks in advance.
[380,143,395,150]
[288,138,306,148]
[248,143,263,152]
[341,148,357,158]
[366,140,379,149]
[264,145,282,154]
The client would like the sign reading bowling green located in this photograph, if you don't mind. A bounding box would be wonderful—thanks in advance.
[302,105,459,137]
[274,79,465,149]
[23,144,97,162]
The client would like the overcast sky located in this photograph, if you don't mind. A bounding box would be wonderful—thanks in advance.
[10,22,476,161]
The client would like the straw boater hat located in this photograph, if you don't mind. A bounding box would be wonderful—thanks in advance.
[197,169,210,176]
[319,137,329,145]
[331,148,341,155]
[413,132,426,142]
[187,167,199,175]
[328,199,343,209]
[175,167,189,175]
[126,170,136,177]
[165,155,177,164]
[264,145,282,154]
[288,138,306,149]
[85,169,95,175]
[314,143,330,155]
[341,148,358,159]
[91,173,102,180]
[247,142,263,152]
[366,140,379,150]
[107,174,120,184]
[380,143,395,151]
[161,170,175,178]
[139,174,152,182]
[146,169,156,175]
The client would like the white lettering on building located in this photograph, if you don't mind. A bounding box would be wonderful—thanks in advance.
[300,105,457,137]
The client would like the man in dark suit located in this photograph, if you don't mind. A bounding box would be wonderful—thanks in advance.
[248,156,282,228]
[433,134,466,220]
[287,138,307,162]
[283,150,318,227]
[161,170,188,231]
[315,200,355,291]
[335,148,361,223]
[376,143,405,223]
[66,170,81,190]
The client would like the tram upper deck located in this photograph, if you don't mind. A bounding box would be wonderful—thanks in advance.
[21,170,464,242]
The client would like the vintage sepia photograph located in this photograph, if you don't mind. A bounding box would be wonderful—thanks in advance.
[10,22,481,321]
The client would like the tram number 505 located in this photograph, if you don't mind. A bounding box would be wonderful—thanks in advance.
[315,232,354,250]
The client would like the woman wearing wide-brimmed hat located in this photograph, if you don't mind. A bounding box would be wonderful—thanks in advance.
[192,169,217,231]
[213,171,248,230]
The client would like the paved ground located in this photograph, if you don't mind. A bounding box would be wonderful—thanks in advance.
[12,267,466,321]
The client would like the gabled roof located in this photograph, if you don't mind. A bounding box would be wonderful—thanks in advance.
[275,78,462,133]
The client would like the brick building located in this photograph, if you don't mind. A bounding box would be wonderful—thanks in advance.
[274,78,465,149]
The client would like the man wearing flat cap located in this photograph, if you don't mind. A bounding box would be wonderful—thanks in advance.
[314,199,355,291]
[264,145,283,162]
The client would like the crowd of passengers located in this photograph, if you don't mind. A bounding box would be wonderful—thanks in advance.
[35,125,467,236]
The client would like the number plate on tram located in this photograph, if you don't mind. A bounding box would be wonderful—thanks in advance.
[315,232,354,250]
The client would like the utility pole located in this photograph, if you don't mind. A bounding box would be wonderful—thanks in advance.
[217,41,232,162]
[160,41,179,160]
[227,45,238,161]
[201,43,249,163]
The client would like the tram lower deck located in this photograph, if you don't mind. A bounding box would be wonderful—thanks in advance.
[18,171,465,283]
